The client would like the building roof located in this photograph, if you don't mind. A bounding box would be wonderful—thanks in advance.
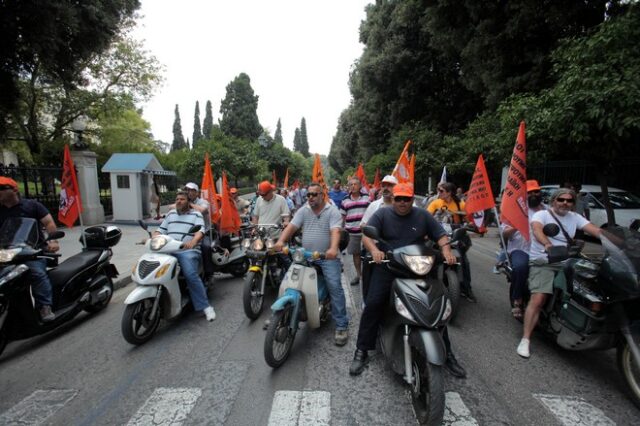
[101,153,175,175]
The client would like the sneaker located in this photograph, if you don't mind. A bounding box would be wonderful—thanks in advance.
[39,305,55,322]
[350,276,360,286]
[204,306,216,322]
[335,329,348,346]
[349,349,369,375]
[444,352,467,378]
[517,338,530,358]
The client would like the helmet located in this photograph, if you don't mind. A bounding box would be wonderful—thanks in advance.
[212,248,229,265]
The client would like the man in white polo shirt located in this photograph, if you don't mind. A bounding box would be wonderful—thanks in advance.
[252,180,290,231]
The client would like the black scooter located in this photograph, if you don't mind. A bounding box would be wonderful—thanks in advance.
[0,217,121,357]
[362,226,452,426]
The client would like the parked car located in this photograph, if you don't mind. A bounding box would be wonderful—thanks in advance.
[539,184,640,228]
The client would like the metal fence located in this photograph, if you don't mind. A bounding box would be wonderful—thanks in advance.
[0,163,113,225]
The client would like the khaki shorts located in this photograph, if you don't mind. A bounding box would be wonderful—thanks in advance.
[528,258,562,294]
[347,233,362,255]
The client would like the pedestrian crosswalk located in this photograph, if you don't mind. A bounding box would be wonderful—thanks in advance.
[0,388,618,425]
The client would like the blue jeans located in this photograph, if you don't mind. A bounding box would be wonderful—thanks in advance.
[26,259,52,307]
[510,250,530,301]
[315,258,348,330]
[173,249,210,312]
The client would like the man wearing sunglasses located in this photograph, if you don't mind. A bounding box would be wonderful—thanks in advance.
[274,183,350,346]
[0,177,59,322]
[517,188,601,358]
[350,183,467,378]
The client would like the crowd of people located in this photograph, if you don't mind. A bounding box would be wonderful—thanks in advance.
[0,172,602,375]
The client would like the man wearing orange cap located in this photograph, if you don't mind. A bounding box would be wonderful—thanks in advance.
[500,179,546,321]
[350,183,466,378]
[252,181,290,229]
[230,187,250,215]
[0,177,59,321]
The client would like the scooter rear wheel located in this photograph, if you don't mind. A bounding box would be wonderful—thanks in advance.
[243,271,264,320]
[264,306,296,368]
[122,298,161,345]
[410,348,445,426]
[617,340,640,409]
[444,269,460,321]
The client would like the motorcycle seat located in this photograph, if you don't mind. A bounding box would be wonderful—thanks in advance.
[48,250,104,288]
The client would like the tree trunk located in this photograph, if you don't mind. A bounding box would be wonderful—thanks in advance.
[598,173,616,227]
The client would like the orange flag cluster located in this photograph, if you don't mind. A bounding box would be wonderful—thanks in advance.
[200,153,221,225]
[392,140,415,185]
[58,145,82,228]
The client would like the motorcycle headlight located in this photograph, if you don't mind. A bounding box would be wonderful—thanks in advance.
[252,238,265,251]
[292,248,305,263]
[0,248,21,263]
[394,294,416,322]
[401,254,435,275]
[242,238,251,249]
[0,264,28,287]
[265,238,275,250]
[150,236,168,251]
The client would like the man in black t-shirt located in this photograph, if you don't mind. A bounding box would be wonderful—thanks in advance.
[0,177,59,321]
[349,183,467,378]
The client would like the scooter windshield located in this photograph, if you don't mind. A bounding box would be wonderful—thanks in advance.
[0,217,40,249]
[600,228,640,291]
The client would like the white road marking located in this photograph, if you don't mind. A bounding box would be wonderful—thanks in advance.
[0,389,78,426]
[443,391,479,426]
[268,390,331,426]
[126,387,201,426]
[533,394,615,426]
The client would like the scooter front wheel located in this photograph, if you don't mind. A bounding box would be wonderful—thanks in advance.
[122,298,161,345]
[443,269,460,321]
[243,271,264,320]
[410,348,445,426]
[617,339,640,409]
[264,305,297,368]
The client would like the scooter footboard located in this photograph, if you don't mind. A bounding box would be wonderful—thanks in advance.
[409,328,446,366]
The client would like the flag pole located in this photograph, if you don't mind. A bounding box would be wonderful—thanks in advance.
[78,208,87,250]
[493,206,510,268]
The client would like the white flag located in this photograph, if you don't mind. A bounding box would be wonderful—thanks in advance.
[439,166,447,183]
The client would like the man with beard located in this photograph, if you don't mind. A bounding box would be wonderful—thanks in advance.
[516,188,601,358]
[500,179,546,320]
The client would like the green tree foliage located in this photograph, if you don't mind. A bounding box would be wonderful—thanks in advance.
[202,100,214,140]
[219,73,262,140]
[3,35,162,160]
[292,128,302,153]
[0,0,140,129]
[192,101,202,148]
[274,118,283,145]
[172,104,187,151]
[299,117,310,157]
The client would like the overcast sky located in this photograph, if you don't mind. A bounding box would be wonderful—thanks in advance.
[133,0,371,155]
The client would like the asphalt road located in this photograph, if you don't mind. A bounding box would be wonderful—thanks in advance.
[0,231,639,425]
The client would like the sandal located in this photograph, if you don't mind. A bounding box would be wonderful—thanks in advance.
[511,303,524,320]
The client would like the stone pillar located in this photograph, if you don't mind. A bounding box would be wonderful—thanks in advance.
[71,150,105,225]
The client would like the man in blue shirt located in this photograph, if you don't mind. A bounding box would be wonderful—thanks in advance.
[328,179,347,209]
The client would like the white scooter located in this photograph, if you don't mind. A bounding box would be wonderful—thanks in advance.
[121,221,203,345]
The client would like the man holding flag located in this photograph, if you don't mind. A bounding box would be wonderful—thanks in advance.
[0,177,60,321]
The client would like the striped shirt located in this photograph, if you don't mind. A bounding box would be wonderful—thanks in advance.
[291,202,342,253]
[340,194,370,234]
[158,208,205,246]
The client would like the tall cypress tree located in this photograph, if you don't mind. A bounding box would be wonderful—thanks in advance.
[203,100,213,140]
[274,118,283,145]
[171,104,186,151]
[293,128,301,153]
[299,117,310,157]
[219,73,262,140]
[192,101,202,148]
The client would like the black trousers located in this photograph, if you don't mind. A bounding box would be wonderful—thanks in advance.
[201,235,214,276]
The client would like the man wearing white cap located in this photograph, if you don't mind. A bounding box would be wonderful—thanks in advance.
[359,175,397,300]
[184,182,214,281]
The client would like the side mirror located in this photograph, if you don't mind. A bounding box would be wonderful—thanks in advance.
[47,231,65,240]
[362,226,380,240]
[543,223,560,237]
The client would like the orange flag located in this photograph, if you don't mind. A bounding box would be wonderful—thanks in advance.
[500,121,529,240]
[311,154,328,196]
[292,179,299,190]
[372,168,381,190]
[200,153,221,224]
[58,144,82,228]
[409,154,415,184]
[220,172,241,234]
[466,154,496,214]
[283,168,289,189]
[355,163,370,192]
[392,140,413,184]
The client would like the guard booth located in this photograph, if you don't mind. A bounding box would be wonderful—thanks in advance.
[101,153,176,222]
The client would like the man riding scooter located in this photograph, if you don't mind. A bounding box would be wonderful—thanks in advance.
[0,177,59,321]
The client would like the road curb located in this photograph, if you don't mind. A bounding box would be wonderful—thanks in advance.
[114,275,132,291]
